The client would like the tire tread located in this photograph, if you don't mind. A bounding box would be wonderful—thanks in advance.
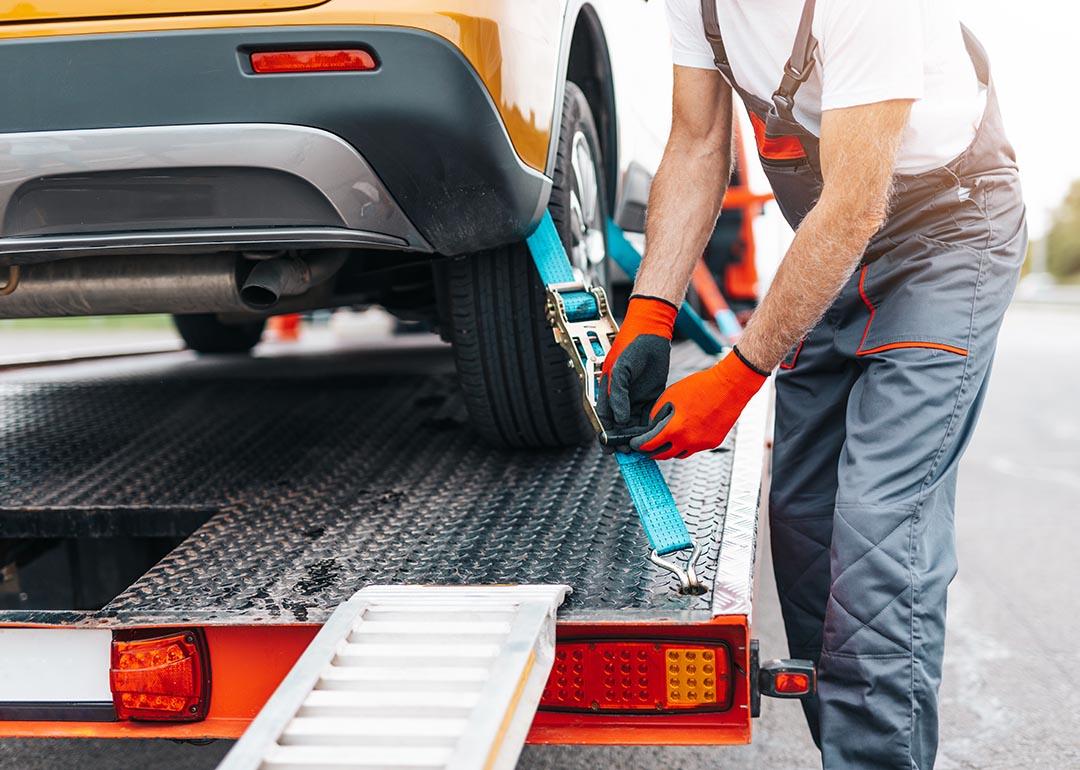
[441,83,603,448]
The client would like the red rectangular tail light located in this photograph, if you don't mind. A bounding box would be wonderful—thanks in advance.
[250,49,377,74]
[110,631,210,721]
[540,639,733,713]
[758,658,816,700]
[774,672,810,695]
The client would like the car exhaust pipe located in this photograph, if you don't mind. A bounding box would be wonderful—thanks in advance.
[239,251,348,310]
[0,254,247,318]
[0,251,349,318]
[0,266,18,296]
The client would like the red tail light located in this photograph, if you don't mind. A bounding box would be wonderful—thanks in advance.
[540,639,732,713]
[110,631,210,721]
[250,49,377,74]
[774,672,810,695]
[758,658,816,700]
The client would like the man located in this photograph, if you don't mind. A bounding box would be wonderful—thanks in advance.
[598,1,1025,767]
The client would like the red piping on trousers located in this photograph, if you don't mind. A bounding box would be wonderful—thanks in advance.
[855,265,969,358]
[779,339,805,370]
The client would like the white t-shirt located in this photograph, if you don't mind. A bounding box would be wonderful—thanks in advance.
[666,0,987,174]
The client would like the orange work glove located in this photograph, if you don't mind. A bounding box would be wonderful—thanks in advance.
[630,348,768,461]
[596,296,679,436]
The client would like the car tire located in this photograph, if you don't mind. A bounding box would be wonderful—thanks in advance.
[440,82,609,448]
[172,314,266,354]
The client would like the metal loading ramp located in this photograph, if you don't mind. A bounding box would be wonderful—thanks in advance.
[219,585,569,770]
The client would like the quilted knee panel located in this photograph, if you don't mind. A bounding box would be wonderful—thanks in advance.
[771,513,833,652]
[824,504,916,657]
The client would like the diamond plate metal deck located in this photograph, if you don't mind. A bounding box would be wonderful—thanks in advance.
[0,342,756,627]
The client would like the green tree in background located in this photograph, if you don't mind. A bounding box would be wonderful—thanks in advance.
[1046,179,1080,280]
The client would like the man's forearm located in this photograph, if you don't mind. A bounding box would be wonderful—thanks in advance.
[634,139,732,304]
[633,66,733,306]
[737,198,881,371]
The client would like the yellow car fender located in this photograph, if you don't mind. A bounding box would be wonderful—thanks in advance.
[0,0,581,174]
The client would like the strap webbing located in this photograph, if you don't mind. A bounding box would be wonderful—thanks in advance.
[700,0,736,84]
[525,212,695,556]
[788,0,819,79]
[773,0,819,119]
[525,213,599,322]
[614,452,692,554]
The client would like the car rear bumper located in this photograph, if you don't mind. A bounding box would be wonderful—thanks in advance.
[0,26,552,259]
[0,123,429,261]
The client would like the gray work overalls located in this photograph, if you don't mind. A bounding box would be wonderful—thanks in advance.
[700,1,1027,767]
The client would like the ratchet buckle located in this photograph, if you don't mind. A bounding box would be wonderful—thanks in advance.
[544,281,617,440]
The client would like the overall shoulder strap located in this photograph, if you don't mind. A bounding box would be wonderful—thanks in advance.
[959,23,990,87]
[700,0,738,86]
[773,0,819,120]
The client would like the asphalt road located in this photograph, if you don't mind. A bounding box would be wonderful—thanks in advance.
[1,302,1077,769]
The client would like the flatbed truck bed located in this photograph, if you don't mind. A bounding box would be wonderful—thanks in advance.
[0,336,769,747]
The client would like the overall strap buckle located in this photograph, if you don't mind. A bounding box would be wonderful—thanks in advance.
[771,0,820,122]
[783,56,816,84]
[771,92,796,119]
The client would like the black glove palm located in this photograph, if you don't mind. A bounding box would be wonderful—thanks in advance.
[597,333,672,439]
[596,296,678,450]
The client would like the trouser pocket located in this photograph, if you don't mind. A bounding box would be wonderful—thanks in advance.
[851,235,981,359]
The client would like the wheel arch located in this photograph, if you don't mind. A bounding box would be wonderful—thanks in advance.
[550,3,619,213]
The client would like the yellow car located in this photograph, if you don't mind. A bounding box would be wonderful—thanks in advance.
[0,2,674,447]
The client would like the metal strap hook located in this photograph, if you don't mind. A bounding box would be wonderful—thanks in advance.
[650,543,706,596]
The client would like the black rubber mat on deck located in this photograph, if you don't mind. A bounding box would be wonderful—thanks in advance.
[0,344,734,624]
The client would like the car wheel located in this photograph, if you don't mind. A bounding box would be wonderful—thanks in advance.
[172,314,266,354]
[440,81,609,448]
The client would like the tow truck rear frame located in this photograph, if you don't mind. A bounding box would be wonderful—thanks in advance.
[0,341,771,745]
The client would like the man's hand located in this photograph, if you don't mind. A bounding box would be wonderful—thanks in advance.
[628,98,915,462]
[597,296,678,442]
[630,350,767,460]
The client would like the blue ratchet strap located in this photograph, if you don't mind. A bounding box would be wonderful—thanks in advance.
[613,452,692,554]
[604,220,725,356]
[526,212,701,591]
[714,306,744,343]
[525,212,600,322]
